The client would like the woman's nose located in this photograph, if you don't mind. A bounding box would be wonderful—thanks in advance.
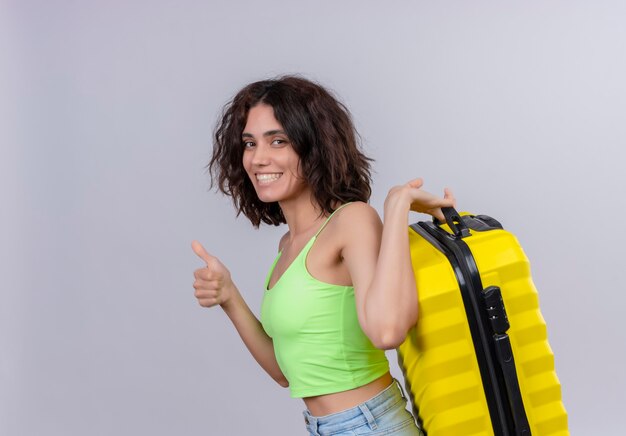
[251,143,270,166]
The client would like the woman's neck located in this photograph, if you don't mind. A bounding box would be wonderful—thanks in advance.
[279,191,326,239]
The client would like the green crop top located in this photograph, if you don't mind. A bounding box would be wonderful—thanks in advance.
[260,203,389,398]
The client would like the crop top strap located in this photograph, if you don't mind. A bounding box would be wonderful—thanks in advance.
[314,202,353,238]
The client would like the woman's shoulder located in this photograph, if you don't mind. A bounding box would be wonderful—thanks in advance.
[332,201,382,234]
[337,201,379,219]
[322,202,383,258]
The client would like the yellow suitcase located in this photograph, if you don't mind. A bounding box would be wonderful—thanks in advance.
[398,209,568,436]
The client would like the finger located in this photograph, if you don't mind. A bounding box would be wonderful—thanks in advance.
[198,297,219,308]
[194,267,221,281]
[193,268,204,280]
[443,187,455,200]
[443,188,457,207]
[407,178,424,189]
[195,288,218,300]
[193,278,222,291]
[432,208,446,222]
[191,240,212,265]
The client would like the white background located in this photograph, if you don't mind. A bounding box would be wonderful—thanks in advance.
[1,1,625,434]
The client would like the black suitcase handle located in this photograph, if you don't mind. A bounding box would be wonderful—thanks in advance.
[433,207,470,238]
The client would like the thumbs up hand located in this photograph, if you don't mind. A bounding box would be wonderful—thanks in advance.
[192,240,235,309]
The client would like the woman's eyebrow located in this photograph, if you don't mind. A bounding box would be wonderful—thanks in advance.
[263,129,286,137]
[242,129,287,138]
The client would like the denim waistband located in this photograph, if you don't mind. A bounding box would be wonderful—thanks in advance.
[302,378,408,435]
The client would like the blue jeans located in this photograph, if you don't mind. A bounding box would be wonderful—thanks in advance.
[302,379,424,436]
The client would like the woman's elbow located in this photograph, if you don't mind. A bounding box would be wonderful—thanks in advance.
[370,326,411,350]
[275,376,289,388]
[365,312,417,350]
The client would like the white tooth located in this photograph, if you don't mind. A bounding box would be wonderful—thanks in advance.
[257,173,281,182]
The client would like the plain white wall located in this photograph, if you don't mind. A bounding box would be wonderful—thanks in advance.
[2,1,625,434]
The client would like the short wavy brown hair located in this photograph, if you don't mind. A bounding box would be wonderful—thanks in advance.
[209,75,373,227]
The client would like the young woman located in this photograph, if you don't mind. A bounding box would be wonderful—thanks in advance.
[192,76,454,435]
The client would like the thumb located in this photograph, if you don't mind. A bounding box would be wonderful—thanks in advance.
[407,178,424,189]
[191,240,212,265]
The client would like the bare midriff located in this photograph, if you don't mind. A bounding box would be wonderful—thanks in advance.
[303,371,394,417]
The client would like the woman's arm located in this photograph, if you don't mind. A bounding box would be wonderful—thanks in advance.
[191,241,288,387]
[341,179,455,350]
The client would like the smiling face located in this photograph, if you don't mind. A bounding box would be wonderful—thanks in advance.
[242,104,309,205]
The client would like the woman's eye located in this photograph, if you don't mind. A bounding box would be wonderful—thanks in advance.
[271,139,288,147]
[243,141,255,148]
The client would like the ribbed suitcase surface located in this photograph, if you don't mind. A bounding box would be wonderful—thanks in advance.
[398,211,568,436]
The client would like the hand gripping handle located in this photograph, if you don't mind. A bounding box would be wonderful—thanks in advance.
[433,207,471,238]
